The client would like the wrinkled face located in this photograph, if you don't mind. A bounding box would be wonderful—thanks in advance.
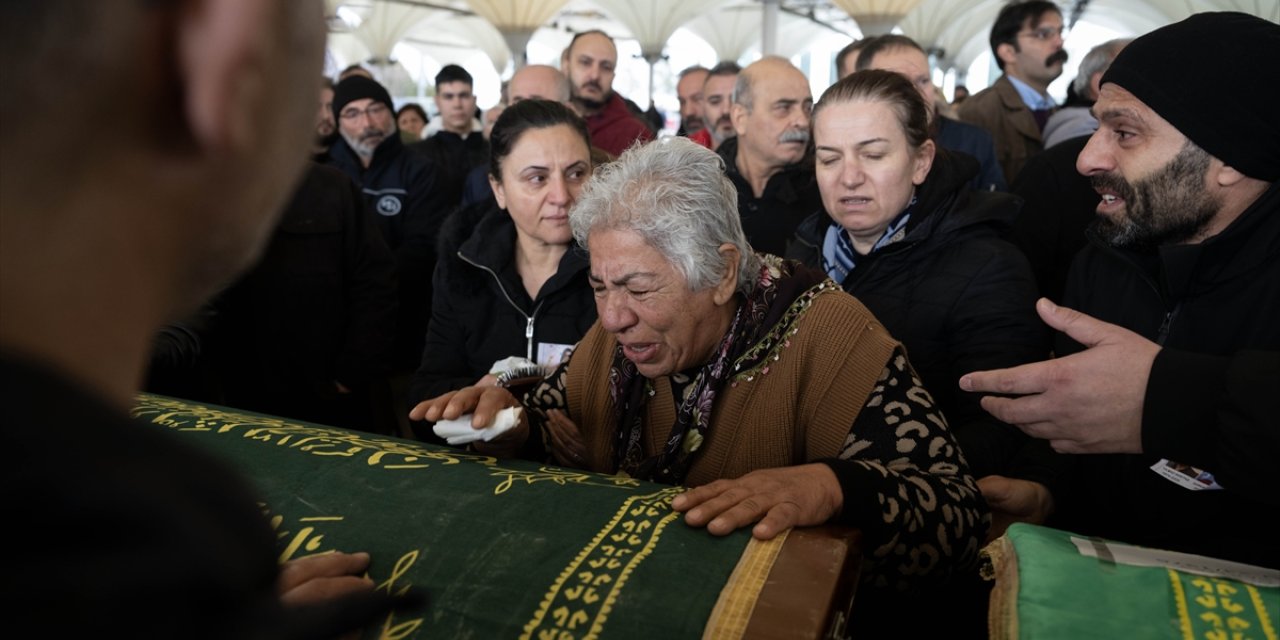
[588,229,731,379]
[316,86,335,137]
[1077,84,1222,249]
[1003,10,1067,87]
[435,80,476,134]
[337,97,396,158]
[814,100,933,254]
[733,64,813,168]
[397,109,425,139]
[702,73,737,147]
[867,46,937,110]
[677,69,709,133]
[490,124,591,248]
[564,33,617,109]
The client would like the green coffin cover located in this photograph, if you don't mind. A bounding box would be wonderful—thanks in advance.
[133,394,764,639]
[983,523,1280,640]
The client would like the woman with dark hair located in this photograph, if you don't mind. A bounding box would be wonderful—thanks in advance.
[788,70,1045,480]
[396,103,427,142]
[408,100,597,442]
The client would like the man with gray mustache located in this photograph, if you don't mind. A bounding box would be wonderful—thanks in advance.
[715,57,822,256]
[959,0,1068,185]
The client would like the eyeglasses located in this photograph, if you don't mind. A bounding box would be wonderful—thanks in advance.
[339,103,390,121]
[1019,26,1065,41]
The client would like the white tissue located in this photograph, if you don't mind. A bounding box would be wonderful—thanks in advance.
[432,406,523,445]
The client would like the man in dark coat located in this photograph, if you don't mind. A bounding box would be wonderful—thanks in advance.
[413,64,489,210]
[209,164,399,433]
[719,57,821,257]
[327,75,450,371]
[962,12,1280,569]
[2,1,404,635]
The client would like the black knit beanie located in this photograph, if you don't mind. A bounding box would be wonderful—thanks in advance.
[332,76,394,123]
[1100,12,1280,181]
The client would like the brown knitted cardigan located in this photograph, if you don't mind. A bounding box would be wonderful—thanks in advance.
[565,286,899,487]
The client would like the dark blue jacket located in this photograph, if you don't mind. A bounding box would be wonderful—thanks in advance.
[327,134,449,369]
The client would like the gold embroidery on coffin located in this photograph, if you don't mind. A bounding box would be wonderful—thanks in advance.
[132,394,641,493]
[522,488,684,640]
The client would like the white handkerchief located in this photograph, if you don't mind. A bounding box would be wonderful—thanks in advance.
[432,407,523,445]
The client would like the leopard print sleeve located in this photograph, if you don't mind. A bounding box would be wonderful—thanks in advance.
[519,361,570,461]
[822,346,989,592]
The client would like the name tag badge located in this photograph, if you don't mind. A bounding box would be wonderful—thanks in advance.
[1151,458,1224,491]
[537,342,575,368]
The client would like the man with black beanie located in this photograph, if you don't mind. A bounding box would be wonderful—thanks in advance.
[962,12,1280,569]
[327,75,450,376]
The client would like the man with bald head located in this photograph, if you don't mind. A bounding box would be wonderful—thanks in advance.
[561,30,653,156]
[458,64,579,208]
[716,56,820,256]
[510,64,573,104]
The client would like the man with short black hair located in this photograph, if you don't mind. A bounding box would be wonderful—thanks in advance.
[835,38,867,80]
[415,64,489,209]
[561,30,654,156]
[858,34,1006,192]
[676,65,709,136]
[958,0,1067,184]
[691,62,741,151]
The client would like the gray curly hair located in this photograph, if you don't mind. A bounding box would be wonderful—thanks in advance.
[570,137,760,295]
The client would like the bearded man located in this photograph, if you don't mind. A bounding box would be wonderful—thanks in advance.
[961,12,1280,570]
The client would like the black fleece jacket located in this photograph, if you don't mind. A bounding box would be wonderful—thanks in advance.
[789,149,1048,478]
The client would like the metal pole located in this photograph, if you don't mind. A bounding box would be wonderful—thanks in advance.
[762,0,779,57]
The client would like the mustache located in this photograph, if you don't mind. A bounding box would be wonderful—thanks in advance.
[1090,172,1133,202]
[582,80,603,92]
[779,129,810,144]
[1046,49,1069,66]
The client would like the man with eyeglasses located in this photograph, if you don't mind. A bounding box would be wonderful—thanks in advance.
[958,0,1068,185]
[328,75,449,376]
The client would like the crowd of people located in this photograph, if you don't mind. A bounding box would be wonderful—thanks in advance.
[4,0,1277,637]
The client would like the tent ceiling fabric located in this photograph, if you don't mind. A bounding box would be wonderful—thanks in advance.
[466,0,570,31]
[686,3,826,61]
[828,0,923,35]
[403,14,511,74]
[328,0,1278,79]
[589,0,734,57]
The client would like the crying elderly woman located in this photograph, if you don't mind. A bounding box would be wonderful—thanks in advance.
[414,136,987,591]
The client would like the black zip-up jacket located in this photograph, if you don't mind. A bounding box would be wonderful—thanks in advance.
[327,133,449,369]
[717,136,823,257]
[788,149,1048,478]
[1052,180,1280,568]
[408,203,597,432]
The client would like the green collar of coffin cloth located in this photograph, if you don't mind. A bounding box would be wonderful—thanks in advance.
[131,394,859,639]
[982,523,1280,640]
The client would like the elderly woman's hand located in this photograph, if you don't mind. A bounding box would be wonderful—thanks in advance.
[408,386,528,455]
[672,464,844,540]
[544,409,588,468]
